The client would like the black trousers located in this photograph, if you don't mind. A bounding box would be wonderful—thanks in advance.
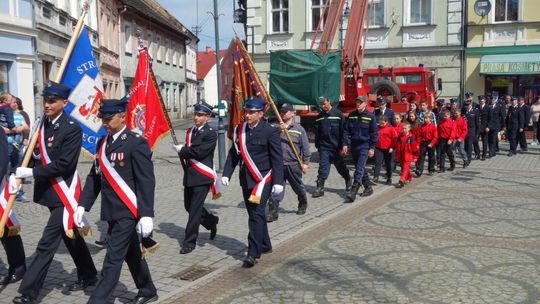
[242,184,272,258]
[507,128,518,153]
[183,184,218,249]
[417,141,435,174]
[374,148,393,179]
[1,232,26,275]
[18,206,96,299]
[437,139,455,170]
[517,129,528,150]
[317,148,349,181]
[464,136,475,161]
[488,129,499,157]
[478,131,488,157]
[88,218,156,304]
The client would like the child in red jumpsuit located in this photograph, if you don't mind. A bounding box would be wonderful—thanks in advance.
[373,116,398,185]
[396,122,419,188]
[437,109,457,172]
[415,112,438,176]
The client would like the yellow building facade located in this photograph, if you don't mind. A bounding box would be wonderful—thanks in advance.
[465,0,540,102]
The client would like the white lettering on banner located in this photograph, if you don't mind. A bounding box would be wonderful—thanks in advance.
[76,60,97,74]
[128,79,145,96]
[82,133,99,145]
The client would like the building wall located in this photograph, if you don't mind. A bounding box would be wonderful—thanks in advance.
[97,0,121,99]
[0,0,38,121]
[186,43,198,115]
[465,0,540,98]
[119,11,190,119]
[246,0,463,100]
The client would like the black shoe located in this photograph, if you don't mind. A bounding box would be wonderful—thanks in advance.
[95,239,107,247]
[475,154,481,160]
[481,155,486,161]
[372,177,379,184]
[12,295,35,304]
[242,256,258,268]
[128,295,158,304]
[0,271,24,285]
[414,170,422,177]
[296,195,308,215]
[262,248,273,254]
[210,217,219,240]
[507,152,513,157]
[312,179,325,198]
[396,181,405,188]
[360,182,373,197]
[448,166,455,172]
[345,177,352,192]
[428,171,434,176]
[385,178,392,185]
[463,161,468,168]
[439,169,446,173]
[180,246,195,254]
[68,277,97,291]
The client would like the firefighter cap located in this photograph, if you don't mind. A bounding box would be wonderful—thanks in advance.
[42,81,70,99]
[98,97,129,119]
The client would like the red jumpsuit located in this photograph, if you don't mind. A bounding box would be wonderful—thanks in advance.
[396,132,419,183]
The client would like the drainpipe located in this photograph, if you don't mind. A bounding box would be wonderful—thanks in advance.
[460,0,467,99]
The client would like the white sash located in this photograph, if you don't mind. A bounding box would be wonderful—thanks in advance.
[0,177,21,235]
[185,127,221,199]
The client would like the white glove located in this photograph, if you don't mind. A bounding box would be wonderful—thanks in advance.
[74,206,85,226]
[15,167,33,179]
[221,176,230,186]
[172,144,183,153]
[136,217,153,238]
[8,174,19,195]
[272,184,284,195]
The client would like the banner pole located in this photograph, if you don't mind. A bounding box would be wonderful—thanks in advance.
[0,5,89,237]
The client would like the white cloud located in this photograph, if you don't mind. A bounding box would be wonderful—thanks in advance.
[156,0,245,51]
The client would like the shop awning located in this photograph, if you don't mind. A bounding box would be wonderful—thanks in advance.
[480,53,540,75]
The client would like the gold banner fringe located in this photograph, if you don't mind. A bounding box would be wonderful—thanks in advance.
[65,229,75,239]
[212,192,222,200]
[248,195,261,204]
[7,226,21,237]
[78,226,92,237]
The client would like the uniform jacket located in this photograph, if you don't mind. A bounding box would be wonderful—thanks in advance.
[519,104,532,128]
[375,124,397,150]
[344,109,378,149]
[506,106,524,131]
[179,123,217,187]
[438,118,456,140]
[374,107,395,125]
[278,122,311,166]
[464,108,480,137]
[32,113,81,207]
[396,133,419,163]
[0,128,8,177]
[454,116,467,141]
[314,107,346,150]
[223,120,284,189]
[80,128,155,221]
[417,122,438,147]
[393,122,403,136]
[488,104,506,131]
[477,103,491,130]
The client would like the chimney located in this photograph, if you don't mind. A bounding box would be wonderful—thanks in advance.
[205,46,212,53]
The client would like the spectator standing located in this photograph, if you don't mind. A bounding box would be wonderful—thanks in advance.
[517,97,531,152]
[531,96,540,145]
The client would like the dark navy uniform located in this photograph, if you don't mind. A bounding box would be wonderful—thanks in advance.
[374,98,395,125]
[476,100,491,159]
[177,111,219,253]
[223,100,284,264]
[343,99,378,202]
[80,99,157,303]
[506,103,524,156]
[15,83,96,303]
[463,103,480,164]
[487,100,506,157]
[313,105,350,197]
[0,128,26,286]
[517,102,531,151]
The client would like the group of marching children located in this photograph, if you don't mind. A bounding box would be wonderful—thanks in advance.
[372,98,474,189]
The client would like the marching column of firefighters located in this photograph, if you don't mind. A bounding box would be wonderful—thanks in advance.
[0,80,536,304]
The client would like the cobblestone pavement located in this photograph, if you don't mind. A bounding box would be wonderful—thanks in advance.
[0,118,372,303]
[162,143,540,304]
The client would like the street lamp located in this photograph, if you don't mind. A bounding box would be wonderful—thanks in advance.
[339,1,350,49]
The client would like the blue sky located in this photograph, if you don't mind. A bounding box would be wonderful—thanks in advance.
[156,0,245,51]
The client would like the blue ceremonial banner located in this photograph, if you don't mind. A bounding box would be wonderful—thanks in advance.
[60,25,105,158]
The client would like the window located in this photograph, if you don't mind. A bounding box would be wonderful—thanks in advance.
[271,0,289,33]
[59,15,66,26]
[147,32,153,58]
[125,24,132,54]
[0,62,9,93]
[43,6,52,19]
[310,0,327,31]
[495,0,518,22]
[156,35,162,62]
[165,39,170,64]
[395,74,422,84]
[367,0,384,27]
[409,0,431,24]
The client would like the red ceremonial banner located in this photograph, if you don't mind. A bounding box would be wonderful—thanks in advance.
[126,47,170,149]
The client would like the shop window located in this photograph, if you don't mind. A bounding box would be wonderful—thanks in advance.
[495,0,518,22]
[271,0,289,33]
[367,0,385,28]
[408,0,432,25]
[0,62,9,93]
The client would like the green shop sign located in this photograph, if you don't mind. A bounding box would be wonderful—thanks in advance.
[480,61,540,74]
